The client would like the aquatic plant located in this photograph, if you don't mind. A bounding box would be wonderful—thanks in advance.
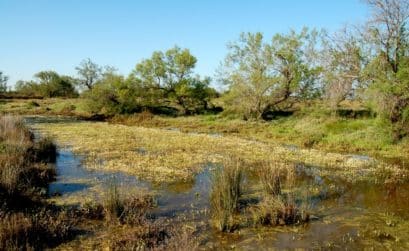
[210,157,244,232]
[251,161,308,226]
[103,181,154,225]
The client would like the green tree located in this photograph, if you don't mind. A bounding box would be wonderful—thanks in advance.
[133,46,215,114]
[220,29,322,120]
[15,71,77,98]
[15,80,40,96]
[83,70,144,115]
[34,71,78,98]
[363,0,409,139]
[75,58,102,90]
[322,27,367,109]
[0,71,8,93]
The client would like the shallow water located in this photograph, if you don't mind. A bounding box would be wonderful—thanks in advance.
[48,148,212,221]
[26,116,409,249]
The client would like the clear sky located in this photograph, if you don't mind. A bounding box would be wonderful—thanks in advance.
[1,0,369,87]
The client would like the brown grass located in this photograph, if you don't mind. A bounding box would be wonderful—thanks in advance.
[0,210,77,250]
[103,182,154,225]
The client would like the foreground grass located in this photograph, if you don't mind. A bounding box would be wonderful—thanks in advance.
[30,116,407,184]
[0,115,73,250]
[0,115,198,250]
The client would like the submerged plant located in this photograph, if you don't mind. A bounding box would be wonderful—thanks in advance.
[210,157,244,232]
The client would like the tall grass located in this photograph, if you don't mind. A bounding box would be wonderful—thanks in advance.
[0,116,32,195]
[251,161,309,226]
[0,115,56,197]
[210,157,244,232]
[0,115,69,250]
[0,210,76,250]
[103,181,154,225]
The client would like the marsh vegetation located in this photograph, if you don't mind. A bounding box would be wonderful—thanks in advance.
[1,0,409,249]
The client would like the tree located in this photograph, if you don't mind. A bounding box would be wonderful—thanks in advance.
[133,46,215,114]
[134,46,196,92]
[75,58,102,90]
[15,71,77,98]
[34,71,77,98]
[322,27,367,109]
[83,69,145,115]
[0,71,8,93]
[220,29,322,120]
[173,76,218,114]
[363,0,409,139]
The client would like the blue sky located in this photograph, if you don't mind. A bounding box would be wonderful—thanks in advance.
[1,0,369,87]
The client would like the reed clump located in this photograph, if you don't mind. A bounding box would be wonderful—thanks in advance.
[103,182,155,225]
[210,157,244,232]
[251,161,309,226]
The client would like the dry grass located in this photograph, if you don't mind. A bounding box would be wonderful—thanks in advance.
[0,115,56,196]
[29,116,408,183]
[256,161,295,196]
[103,182,154,225]
[0,209,77,250]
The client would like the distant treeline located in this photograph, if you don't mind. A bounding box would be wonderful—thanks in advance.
[1,0,408,139]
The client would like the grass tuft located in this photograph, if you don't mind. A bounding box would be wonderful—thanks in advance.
[210,157,244,232]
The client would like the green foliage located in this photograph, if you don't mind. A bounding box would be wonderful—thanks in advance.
[133,46,217,115]
[210,158,243,232]
[15,71,78,98]
[362,0,409,140]
[82,72,144,115]
[0,71,8,93]
[75,58,102,90]
[220,29,322,120]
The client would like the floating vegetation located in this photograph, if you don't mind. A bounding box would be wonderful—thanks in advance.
[27,116,408,184]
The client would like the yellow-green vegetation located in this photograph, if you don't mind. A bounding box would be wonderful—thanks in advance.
[210,158,244,232]
[30,115,408,184]
[111,106,409,162]
[0,98,91,116]
[3,98,409,163]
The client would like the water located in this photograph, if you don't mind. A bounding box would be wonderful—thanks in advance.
[48,150,151,197]
[49,148,212,220]
[48,149,409,249]
[27,116,409,249]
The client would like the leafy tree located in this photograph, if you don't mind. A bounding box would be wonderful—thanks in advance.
[15,80,41,96]
[75,58,102,90]
[220,29,322,120]
[0,71,8,93]
[15,71,77,98]
[83,70,145,115]
[173,76,218,114]
[133,46,216,114]
[363,0,409,139]
[322,28,367,109]
[34,71,78,98]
